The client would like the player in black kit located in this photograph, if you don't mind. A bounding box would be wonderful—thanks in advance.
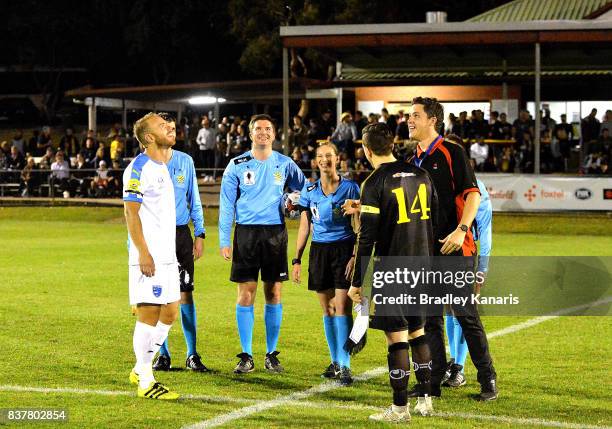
[348,123,438,423]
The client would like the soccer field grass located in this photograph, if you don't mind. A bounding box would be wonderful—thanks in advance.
[0,207,611,428]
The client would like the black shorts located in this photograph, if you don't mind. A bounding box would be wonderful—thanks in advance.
[176,225,195,292]
[370,314,424,334]
[308,239,354,292]
[231,224,288,283]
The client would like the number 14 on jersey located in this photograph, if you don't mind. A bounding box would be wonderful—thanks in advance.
[391,183,430,224]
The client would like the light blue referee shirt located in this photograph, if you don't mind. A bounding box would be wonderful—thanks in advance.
[298,177,360,243]
[219,150,306,248]
[167,150,205,237]
[473,179,492,272]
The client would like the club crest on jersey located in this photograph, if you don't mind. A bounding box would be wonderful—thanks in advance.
[392,172,416,178]
[152,285,162,297]
[176,175,185,184]
[273,171,283,185]
[244,170,256,185]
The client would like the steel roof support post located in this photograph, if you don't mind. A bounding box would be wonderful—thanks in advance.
[282,47,290,155]
[502,58,508,100]
[121,99,127,131]
[336,61,343,126]
[88,97,97,134]
[534,42,541,175]
[214,101,220,128]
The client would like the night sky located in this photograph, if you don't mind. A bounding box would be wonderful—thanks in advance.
[0,0,512,91]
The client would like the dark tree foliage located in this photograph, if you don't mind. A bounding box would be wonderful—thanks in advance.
[228,0,513,78]
[0,0,512,91]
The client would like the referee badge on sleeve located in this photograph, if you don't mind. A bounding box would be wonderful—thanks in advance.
[244,170,256,185]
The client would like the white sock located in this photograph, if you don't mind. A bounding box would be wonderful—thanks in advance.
[392,404,407,414]
[133,321,157,389]
[151,321,172,356]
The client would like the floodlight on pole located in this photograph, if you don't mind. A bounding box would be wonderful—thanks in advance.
[188,96,226,105]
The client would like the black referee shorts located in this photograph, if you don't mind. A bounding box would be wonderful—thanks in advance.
[231,224,288,283]
[370,314,424,334]
[176,224,195,292]
[307,239,354,292]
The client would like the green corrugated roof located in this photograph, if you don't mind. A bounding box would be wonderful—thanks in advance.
[467,0,610,22]
[338,70,612,81]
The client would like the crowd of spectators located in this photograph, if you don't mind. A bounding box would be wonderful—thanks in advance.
[1,106,610,198]
[0,124,131,197]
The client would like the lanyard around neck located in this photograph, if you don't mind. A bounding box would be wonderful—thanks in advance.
[414,135,443,168]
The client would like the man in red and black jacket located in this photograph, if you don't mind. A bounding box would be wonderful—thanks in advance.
[407,97,498,401]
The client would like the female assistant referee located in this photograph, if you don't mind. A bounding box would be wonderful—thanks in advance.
[292,142,360,386]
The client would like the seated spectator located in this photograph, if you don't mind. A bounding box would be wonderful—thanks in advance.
[584,152,608,175]
[499,146,516,173]
[80,137,98,167]
[20,157,39,197]
[91,160,111,197]
[470,140,489,171]
[354,147,372,182]
[7,146,26,171]
[518,131,534,173]
[60,128,80,158]
[109,160,123,196]
[91,144,111,168]
[339,159,352,180]
[71,153,92,197]
[110,135,125,162]
[7,145,26,180]
[36,126,53,157]
[0,141,10,158]
[599,128,612,159]
[483,152,498,172]
[38,147,55,170]
[0,148,7,183]
[50,151,71,197]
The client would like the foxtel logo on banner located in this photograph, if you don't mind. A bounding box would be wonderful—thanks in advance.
[523,185,567,203]
[486,187,515,200]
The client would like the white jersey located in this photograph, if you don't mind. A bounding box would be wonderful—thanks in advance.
[123,153,177,266]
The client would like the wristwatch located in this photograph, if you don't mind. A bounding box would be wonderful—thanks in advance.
[458,224,469,233]
[291,258,301,265]
[197,232,206,239]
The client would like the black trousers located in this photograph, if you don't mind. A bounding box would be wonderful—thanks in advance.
[425,300,496,386]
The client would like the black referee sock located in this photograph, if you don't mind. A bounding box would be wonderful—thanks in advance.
[387,342,410,406]
[410,335,432,396]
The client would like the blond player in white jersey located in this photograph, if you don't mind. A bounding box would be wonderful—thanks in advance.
[123,112,180,400]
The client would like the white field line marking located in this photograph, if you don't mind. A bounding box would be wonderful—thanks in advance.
[0,385,252,404]
[298,402,612,429]
[183,296,612,429]
[431,412,612,429]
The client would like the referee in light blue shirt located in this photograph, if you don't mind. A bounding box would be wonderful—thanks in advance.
[444,178,492,388]
[219,114,305,374]
[152,113,209,373]
[292,142,360,386]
